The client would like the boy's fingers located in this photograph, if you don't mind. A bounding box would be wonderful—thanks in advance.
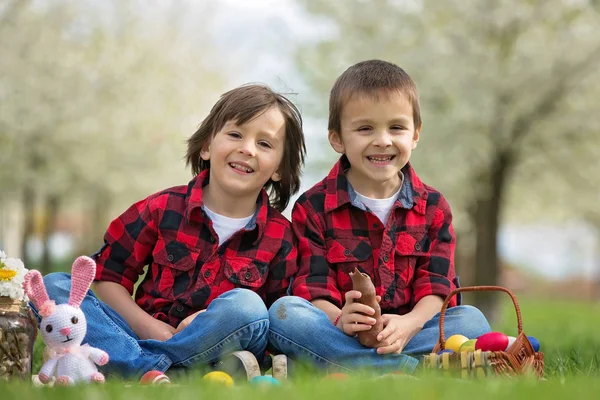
[376,295,382,303]
[346,323,374,333]
[344,290,362,303]
[346,303,376,316]
[377,323,396,342]
[347,312,377,326]
[376,342,402,355]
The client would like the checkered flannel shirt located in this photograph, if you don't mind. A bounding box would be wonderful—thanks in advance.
[93,169,297,327]
[291,155,459,315]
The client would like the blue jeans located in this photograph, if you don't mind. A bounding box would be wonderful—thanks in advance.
[268,296,491,374]
[33,273,270,378]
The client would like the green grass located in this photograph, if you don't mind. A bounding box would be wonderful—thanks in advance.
[2,296,598,399]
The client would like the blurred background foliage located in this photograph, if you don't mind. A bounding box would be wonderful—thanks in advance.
[1,0,599,318]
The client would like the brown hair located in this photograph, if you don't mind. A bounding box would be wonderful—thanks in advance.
[328,60,422,134]
[186,84,306,212]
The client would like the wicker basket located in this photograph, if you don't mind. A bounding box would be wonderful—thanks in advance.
[423,286,544,379]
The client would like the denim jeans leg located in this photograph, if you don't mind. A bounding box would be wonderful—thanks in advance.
[36,273,171,378]
[268,296,419,374]
[402,305,492,355]
[143,288,269,368]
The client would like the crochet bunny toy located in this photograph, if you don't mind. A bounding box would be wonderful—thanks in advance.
[23,256,109,385]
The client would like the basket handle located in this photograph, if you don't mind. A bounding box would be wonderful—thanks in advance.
[436,286,523,350]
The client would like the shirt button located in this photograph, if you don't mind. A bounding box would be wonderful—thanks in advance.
[167,254,174,262]
[383,255,389,263]
[372,223,379,228]
[203,270,211,278]
[383,294,391,302]
[176,305,184,312]
[414,243,422,251]
[244,271,252,280]
[344,249,351,256]
[209,237,216,244]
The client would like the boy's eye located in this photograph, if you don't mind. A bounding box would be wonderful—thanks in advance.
[228,132,242,138]
[358,126,372,132]
[391,125,405,131]
[258,141,272,149]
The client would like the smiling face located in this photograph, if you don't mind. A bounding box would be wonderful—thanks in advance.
[41,304,86,350]
[329,91,420,198]
[200,106,286,206]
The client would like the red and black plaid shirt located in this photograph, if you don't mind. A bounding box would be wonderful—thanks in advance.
[93,169,297,327]
[291,155,458,315]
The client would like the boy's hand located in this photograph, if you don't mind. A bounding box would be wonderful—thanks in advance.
[175,309,206,334]
[337,291,380,336]
[135,318,177,341]
[375,314,422,354]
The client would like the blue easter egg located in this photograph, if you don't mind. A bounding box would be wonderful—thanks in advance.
[437,349,454,355]
[250,376,281,386]
[527,336,540,352]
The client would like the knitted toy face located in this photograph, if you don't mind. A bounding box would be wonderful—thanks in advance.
[40,304,87,351]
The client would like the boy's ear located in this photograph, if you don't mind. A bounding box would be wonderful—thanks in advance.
[412,126,421,150]
[200,142,211,161]
[328,130,345,154]
[271,169,282,182]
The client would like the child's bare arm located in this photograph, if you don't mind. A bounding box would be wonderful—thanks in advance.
[94,281,175,341]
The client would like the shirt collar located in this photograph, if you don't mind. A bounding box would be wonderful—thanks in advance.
[185,169,268,238]
[324,155,427,215]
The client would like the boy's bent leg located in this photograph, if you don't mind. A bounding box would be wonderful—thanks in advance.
[268,296,419,374]
[145,288,269,369]
[402,305,492,355]
[38,273,171,378]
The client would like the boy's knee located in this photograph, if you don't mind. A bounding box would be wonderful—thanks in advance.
[449,305,491,336]
[223,288,268,322]
[42,272,72,302]
[268,296,314,330]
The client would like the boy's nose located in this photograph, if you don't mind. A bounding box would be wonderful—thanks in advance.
[60,327,71,336]
[238,141,256,156]
[373,130,393,147]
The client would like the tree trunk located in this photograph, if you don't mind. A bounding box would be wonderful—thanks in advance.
[20,185,35,268]
[40,194,61,275]
[472,153,511,323]
[77,189,111,256]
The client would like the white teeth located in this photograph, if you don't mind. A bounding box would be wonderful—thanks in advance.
[368,156,394,162]
[230,163,253,173]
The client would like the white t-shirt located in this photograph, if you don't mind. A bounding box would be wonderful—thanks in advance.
[355,187,402,225]
[203,205,253,246]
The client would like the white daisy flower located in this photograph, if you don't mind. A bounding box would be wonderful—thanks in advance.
[0,253,29,301]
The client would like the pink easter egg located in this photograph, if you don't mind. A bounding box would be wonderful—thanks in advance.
[475,332,509,352]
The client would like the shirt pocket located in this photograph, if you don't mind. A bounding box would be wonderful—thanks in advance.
[153,241,198,272]
[326,236,373,293]
[224,257,268,288]
[394,229,429,288]
[152,241,199,299]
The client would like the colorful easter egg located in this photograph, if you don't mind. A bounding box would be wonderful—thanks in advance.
[475,332,509,352]
[250,376,281,386]
[139,370,171,385]
[527,336,541,352]
[203,371,234,387]
[445,334,469,352]
[324,373,349,381]
[459,339,477,352]
[505,336,517,351]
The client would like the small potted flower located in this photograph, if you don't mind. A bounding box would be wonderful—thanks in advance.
[0,250,37,380]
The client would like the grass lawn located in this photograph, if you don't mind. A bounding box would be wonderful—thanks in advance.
[1,296,599,399]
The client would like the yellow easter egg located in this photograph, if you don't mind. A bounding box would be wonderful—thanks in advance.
[445,334,469,352]
[203,371,234,387]
[459,339,477,352]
